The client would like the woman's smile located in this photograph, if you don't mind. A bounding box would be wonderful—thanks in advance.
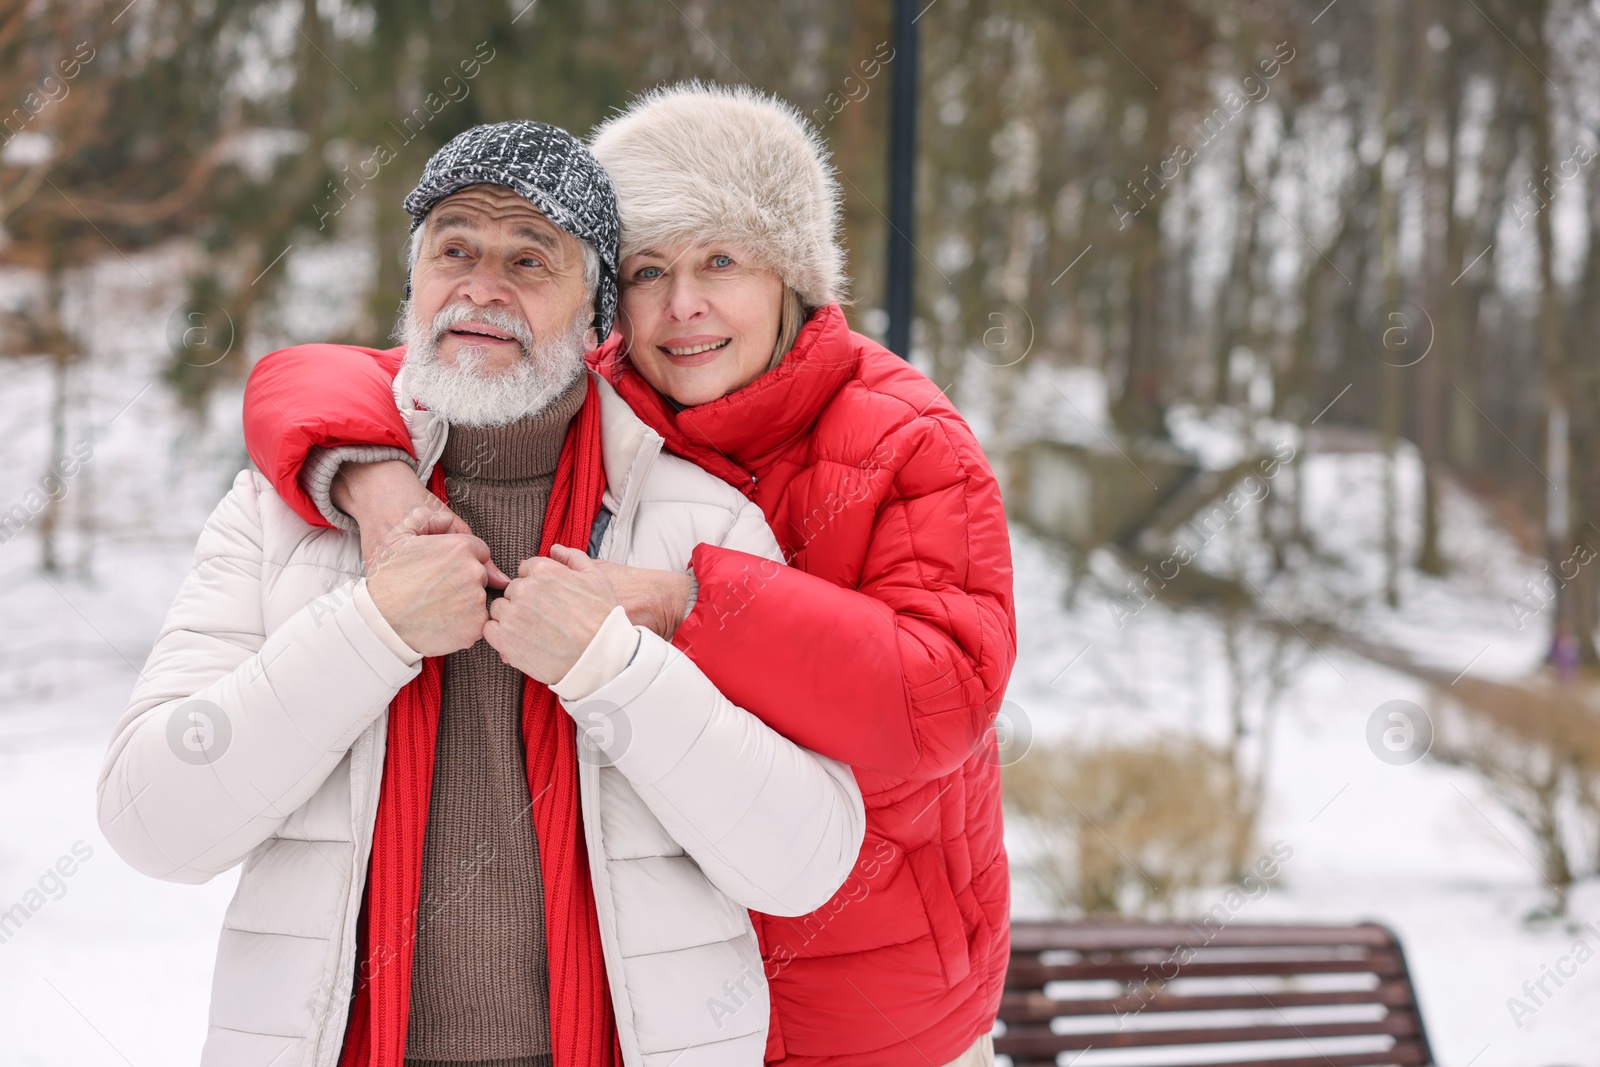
[659,335,732,364]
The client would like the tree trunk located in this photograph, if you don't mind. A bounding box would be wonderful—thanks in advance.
[1415,0,1456,577]
[1520,0,1591,667]
[1376,0,1405,609]
[1114,211,1168,440]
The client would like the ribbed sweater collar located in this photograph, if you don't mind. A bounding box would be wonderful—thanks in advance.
[439,373,588,482]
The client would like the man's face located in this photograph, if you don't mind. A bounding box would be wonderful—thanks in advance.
[410,184,593,375]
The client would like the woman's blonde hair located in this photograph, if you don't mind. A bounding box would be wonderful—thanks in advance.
[769,286,808,371]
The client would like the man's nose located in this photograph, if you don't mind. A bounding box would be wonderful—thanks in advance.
[455,258,516,306]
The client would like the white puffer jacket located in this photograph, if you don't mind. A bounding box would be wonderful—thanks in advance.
[97,372,865,1067]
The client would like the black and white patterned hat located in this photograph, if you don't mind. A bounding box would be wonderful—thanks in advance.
[403,120,621,338]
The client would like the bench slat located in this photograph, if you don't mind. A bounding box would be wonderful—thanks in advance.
[1008,922,1398,952]
[996,1013,1419,1052]
[1000,1047,1432,1067]
[998,980,1419,1019]
[1005,950,1403,986]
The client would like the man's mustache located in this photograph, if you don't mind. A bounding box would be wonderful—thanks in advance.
[429,302,536,357]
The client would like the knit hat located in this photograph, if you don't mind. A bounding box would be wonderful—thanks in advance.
[403,121,621,338]
[588,82,848,309]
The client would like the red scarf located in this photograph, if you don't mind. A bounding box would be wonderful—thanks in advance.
[338,378,622,1067]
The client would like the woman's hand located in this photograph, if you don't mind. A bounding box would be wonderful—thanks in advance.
[333,459,509,587]
[485,545,620,682]
[591,559,695,640]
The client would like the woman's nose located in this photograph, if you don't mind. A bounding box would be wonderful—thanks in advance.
[664,273,709,321]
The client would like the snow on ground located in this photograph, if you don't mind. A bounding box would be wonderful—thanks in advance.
[998,378,1600,1065]
[1007,516,1600,1065]
[0,248,341,1067]
[2,261,1597,1063]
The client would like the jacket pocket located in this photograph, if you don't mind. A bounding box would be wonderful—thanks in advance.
[907,843,970,987]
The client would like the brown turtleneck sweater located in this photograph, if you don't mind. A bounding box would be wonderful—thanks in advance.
[403,375,587,1067]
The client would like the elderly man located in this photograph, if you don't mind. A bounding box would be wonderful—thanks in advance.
[98,121,864,1067]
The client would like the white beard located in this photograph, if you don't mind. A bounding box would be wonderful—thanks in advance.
[396,300,589,427]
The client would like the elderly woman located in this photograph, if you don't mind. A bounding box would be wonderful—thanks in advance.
[244,84,1014,1067]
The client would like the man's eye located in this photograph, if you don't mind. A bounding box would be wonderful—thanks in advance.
[517,257,543,268]
[443,246,468,258]
[709,254,733,268]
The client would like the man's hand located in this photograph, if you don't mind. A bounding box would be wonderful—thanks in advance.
[590,560,695,640]
[334,459,510,586]
[366,506,499,657]
[484,544,621,683]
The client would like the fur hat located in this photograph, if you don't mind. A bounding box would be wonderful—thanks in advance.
[589,82,848,309]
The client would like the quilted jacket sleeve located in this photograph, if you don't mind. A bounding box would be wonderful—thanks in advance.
[673,413,1017,781]
[565,496,865,917]
[243,344,410,528]
[96,471,422,883]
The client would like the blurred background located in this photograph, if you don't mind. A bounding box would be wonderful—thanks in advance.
[3,0,1600,1062]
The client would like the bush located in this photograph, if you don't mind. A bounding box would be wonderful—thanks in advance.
[1004,734,1256,916]
[1432,674,1600,918]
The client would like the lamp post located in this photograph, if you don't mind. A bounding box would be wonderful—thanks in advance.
[884,0,919,359]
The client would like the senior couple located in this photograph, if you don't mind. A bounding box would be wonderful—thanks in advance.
[99,84,1015,1067]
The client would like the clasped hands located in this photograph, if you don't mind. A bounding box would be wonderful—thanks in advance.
[350,461,693,683]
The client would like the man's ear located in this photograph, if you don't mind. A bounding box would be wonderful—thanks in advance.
[583,323,599,351]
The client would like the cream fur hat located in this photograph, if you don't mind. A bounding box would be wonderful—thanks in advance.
[588,82,848,308]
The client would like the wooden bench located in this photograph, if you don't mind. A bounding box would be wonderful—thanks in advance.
[996,921,1435,1067]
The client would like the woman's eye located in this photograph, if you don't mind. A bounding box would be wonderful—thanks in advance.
[709,254,733,268]
[635,266,663,280]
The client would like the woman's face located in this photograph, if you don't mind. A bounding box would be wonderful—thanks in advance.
[618,240,784,407]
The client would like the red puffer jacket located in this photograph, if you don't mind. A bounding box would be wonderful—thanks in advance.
[242,304,1016,1066]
